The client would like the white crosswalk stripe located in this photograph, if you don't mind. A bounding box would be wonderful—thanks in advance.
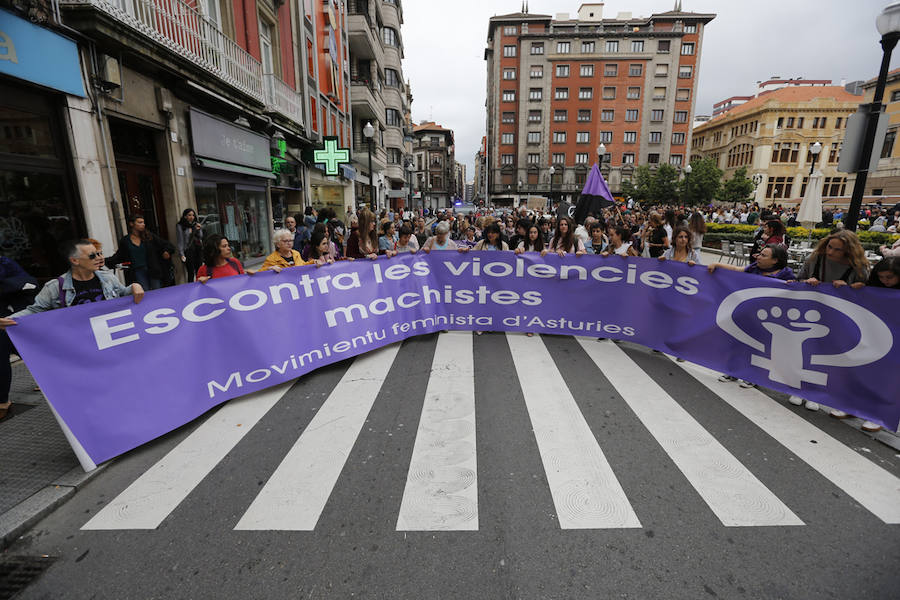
[235,343,401,531]
[84,334,899,532]
[578,339,803,527]
[506,333,641,529]
[674,357,900,525]
[397,331,478,531]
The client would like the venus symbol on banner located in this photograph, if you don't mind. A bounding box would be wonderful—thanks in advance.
[716,288,893,389]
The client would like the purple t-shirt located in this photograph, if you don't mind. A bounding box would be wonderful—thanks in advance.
[744,262,794,280]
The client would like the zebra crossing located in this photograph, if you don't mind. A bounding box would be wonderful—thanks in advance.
[82,332,900,532]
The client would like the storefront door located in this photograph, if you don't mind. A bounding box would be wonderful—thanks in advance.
[116,162,167,239]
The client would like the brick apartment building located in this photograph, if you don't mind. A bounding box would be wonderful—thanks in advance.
[484,2,714,207]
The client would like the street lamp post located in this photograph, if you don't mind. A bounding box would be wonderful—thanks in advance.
[808,141,822,176]
[518,179,523,208]
[548,166,556,209]
[596,143,606,170]
[684,163,693,205]
[846,2,900,231]
[406,160,415,217]
[363,121,376,212]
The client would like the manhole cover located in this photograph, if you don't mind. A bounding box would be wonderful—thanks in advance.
[0,555,56,600]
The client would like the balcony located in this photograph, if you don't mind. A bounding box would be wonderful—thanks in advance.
[350,78,384,120]
[263,74,304,128]
[347,12,382,63]
[61,0,265,103]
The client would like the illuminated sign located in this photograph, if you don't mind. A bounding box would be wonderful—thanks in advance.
[313,136,350,176]
[271,138,288,174]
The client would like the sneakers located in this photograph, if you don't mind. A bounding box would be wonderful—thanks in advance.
[738,380,757,388]
[805,402,820,411]
[861,421,883,432]
[788,395,804,406]
[717,375,737,382]
[830,409,850,419]
[675,357,685,362]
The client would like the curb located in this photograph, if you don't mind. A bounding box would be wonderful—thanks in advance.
[0,464,107,549]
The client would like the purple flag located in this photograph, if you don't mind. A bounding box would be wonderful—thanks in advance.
[8,254,900,465]
[574,163,616,223]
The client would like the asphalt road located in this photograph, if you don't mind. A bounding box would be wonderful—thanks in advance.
[5,333,900,600]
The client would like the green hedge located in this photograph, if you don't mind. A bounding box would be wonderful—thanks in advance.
[704,223,898,246]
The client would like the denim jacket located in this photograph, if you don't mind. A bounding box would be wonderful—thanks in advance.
[11,270,135,318]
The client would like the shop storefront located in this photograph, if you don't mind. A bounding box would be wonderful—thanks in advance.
[270,136,305,229]
[189,108,274,263]
[0,9,87,279]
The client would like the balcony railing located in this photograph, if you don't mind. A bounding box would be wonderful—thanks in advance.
[62,0,264,102]
[263,74,303,127]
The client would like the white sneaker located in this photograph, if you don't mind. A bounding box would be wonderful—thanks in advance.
[861,421,883,432]
[717,375,737,382]
[738,380,757,388]
[788,396,804,406]
[830,409,850,419]
[805,402,820,411]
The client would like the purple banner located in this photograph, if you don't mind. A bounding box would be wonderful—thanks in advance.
[9,254,900,464]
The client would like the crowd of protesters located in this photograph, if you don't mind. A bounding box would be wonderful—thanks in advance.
[0,198,897,424]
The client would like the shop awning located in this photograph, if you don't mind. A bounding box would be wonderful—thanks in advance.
[195,157,276,179]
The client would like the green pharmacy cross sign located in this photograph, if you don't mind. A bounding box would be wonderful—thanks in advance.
[314,136,351,176]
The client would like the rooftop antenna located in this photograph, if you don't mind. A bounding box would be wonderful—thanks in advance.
[675,0,683,11]
[525,1,529,13]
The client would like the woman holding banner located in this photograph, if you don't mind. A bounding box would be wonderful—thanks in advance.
[602,226,639,257]
[514,224,545,254]
[796,230,869,289]
[421,222,461,253]
[347,210,379,260]
[659,227,701,265]
[197,235,246,282]
[469,223,508,252]
[544,216,586,257]
[260,229,313,273]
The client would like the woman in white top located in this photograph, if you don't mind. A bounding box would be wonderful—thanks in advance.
[421,222,463,252]
[688,212,706,252]
[514,224,545,254]
[543,216,586,257]
[659,227,702,265]
[602,226,639,257]
[469,223,509,251]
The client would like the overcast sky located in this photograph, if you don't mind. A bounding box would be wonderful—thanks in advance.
[402,0,897,181]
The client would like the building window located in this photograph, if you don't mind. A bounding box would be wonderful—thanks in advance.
[527,131,542,144]
[503,69,516,80]
[554,110,568,122]
[382,27,400,47]
[387,148,402,164]
[552,153,565,164]
[655,63,669,77]
[602,86,616,99]
[679,65,693,78]
[892,90,900,102]
[501,154,514,165]
[631,40,644,52]
[606,40,619,52]
[503,45,517,57]
[648,153,660,164]
[502,90,515,102]
[599,131,613,143]
[385,68,402,88]
[531,66,543,78]
[674,111,688,123]
[502,112,515,123]
[672,132,685,145]
[669,154,683,166]
[581,41,595,53]
[529,88,543,101]
[501,133,515,145]
[828,142,842,163]
[531,43,544,54]
[504,26,517,35]
[627,86,641,99]
[766,176,792,199]
[658,40,671,53]
[578,109,592,122]
[601,109,615,121]
[629,64,643,76]
[580,64,594,77]
[579,87,593,100]
[624,131,637,144]
[576,131,590,143]
[771,142,800,163]
[556,64,570,77]
[684,23,697,33]
[604,64,618,76]
[557,41,571,54]
[554,88,569,100]
[625,109,639,121]
[681,42,695,55]
[649,131,662,143]
[653,87,666,100]
[528,110,542,123]
[676,88,690,101]
[651,109,664,122]
[881,129,896,158]
[259,19,275,73]
[812,116,828,129]
[823,177,847,197]
[528,153,541,164]
[623,153,635,164]
[575,152,589,164]
[386,108,402,126]
[553,131,567,143]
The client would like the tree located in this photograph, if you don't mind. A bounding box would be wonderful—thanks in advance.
[650,163,679,203]
[680,158,722,205]
[717,167,756,204]
[620,165,653,202]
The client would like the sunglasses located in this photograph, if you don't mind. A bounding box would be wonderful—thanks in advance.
[86,251,103,260]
